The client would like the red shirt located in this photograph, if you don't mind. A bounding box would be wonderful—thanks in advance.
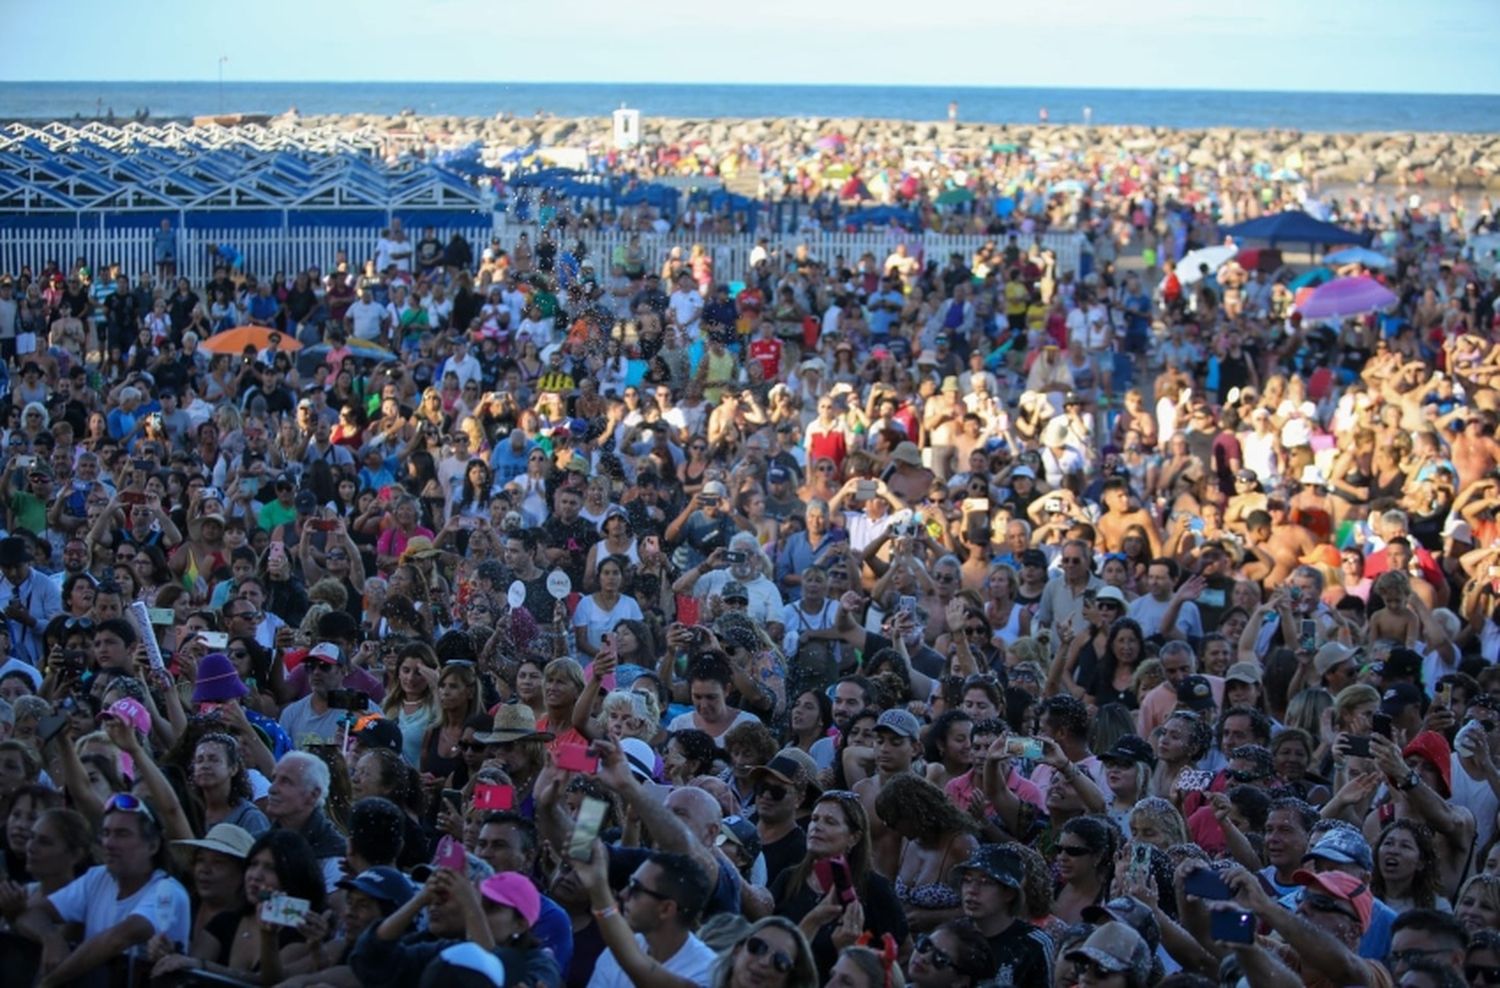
[748,338,783,381]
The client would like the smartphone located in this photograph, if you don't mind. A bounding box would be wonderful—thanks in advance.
[1196,587,1226,608]
[1342,735,1372,758]
[243,477,260,497]
[568,796,608,861]
[813,854,859,905]
[1045,498,1063,513]
[13,455,34,470]
[198,631,230,649]
[1209,908,1257,944]
[132,458,153,472]
[723,550,747,565]
[472,783,515,811]
[1177,769,1214,792]
[441,788,465,815]
[1437,682,1453,709]
[1004,737,1044,760]
[432,835,466,871]
[1187,516,1206,533]
[1129,842,1152,885]
[119,491,148,507]
[1183,868,1235,901]
[145,607,174,626]
[38,714,69,747]
[555,743,600,774]
[311,519,338,532]
[1298,619,1317,652]
[856,479,877,499]
[259,893,311,927]
[1372,712,1393,739]
[961,497,989,516]
[897,594,918,619]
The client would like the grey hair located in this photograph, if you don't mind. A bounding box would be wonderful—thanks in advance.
[1381,509,1409,533]
[1291,564,1325,595]
[279,750,330,806]
[14,695,50,722]
[1158,640,1195,667]
[805,498,829,516]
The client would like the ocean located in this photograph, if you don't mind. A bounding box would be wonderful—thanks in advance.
[3,81,1499,134]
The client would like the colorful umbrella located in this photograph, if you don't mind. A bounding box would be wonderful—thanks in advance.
[200,326,303,355]
[935,187,974,206]
[302,339,397,363]
[1297,276,1398,320]
[1325,247,1391,269]
[1289,267,1335,291]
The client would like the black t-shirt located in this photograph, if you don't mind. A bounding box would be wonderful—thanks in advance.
[541,515,597,587]
[985,917,1054,987]
[772,869,908,980]
[760,825,807,889]
[415,237,444,267]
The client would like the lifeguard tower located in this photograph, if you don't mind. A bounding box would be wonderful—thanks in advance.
[612,105,640,149]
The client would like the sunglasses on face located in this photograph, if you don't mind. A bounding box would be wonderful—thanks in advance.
[1303,892,1360,923]
[457,741,486,752]
[1467,965,1500,986]
[756,784,789,802]
[623,878,671,902]
[1057,843,1094,857]
[744,936,793,974]
[915,935,952,969]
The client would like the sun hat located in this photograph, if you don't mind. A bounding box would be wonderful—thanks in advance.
[618,737,656,783]
[174,823,255,860]
[474,704,555,745]
[890,441,922,467]
[191,652,249,704]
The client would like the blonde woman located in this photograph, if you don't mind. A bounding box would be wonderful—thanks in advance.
[381,644,440,766]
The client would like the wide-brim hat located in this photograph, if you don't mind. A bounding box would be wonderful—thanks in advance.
[191,652,249,704]
[475,703,555,745]
[174,822,256,860]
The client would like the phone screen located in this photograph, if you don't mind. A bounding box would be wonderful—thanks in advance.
[568,796,608,860]
[1209,908,1256,944]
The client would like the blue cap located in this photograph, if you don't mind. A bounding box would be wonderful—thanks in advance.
[337,866,416,911]
[1302,826,1373,872]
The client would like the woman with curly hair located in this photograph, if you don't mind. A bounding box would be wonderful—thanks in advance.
[1149,710,1213,799]
[1374,818,1449,912]
[1052,814,1118,924]
[192,733,270,836]
[874,774,979,932]
[663,729,721,787]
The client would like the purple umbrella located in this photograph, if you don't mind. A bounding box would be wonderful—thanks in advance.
[1296,276,1398,320]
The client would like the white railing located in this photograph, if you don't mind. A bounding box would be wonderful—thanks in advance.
[0,216,1083,283]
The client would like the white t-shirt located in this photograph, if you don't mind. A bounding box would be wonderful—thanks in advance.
[50,866,192,955]
[346,299,385,341]
[571,593,645,651]
[668,290,704,337]
[587,931,716,988]
[667,708,763,744]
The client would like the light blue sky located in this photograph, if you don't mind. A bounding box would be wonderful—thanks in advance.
[4,0,1496,93]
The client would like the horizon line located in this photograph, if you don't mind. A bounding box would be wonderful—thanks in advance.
[3,79,1498,99]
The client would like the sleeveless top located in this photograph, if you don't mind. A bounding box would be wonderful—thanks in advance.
[894,837,963,910]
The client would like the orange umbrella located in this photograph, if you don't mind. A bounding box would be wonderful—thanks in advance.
[199,326,303,355]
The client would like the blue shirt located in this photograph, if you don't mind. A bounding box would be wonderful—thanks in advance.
[775,530,841,598]
[867,289,904,337]
[533,893,574,976]
[490,443,532,484]
[1278,886,1395,960]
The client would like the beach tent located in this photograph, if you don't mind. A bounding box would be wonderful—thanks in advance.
[844,205,920,229]
[1220,210,1364,248]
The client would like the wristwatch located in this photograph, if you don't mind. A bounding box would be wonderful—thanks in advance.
[1395,770,1421,792]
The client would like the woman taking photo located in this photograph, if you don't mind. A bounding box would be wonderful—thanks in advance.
[381,645,439,766]
[771,790,908,979]
[874,775,978,932]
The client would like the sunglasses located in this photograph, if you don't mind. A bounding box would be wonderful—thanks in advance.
[1057,844,1094,857]
[1227,768,1268,783]
[915,935,952,970]
[1303,891,1360,923]
[457,741,486,752]
[228,648,249,659]
[744,936,793,974]
[623,878,671,902]
[1467,965,1500,986]
[105,792,158,824]
[756,784,789,802]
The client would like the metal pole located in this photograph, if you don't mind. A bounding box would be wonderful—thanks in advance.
[218,56,228,113]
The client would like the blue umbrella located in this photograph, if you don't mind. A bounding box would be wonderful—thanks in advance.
[303,342,398,364]
[1289,267,1335,291]
[1325,247,1391,269]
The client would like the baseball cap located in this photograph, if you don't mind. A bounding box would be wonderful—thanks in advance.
[103,697,151,735]
[1302,826,1373,872]
[1100,734,1157,769]
[1314,642,1356,677]
[1019,548,1048,569]
[751,751,821,797]
[305,642,345,666]
[1010,465,1036,480]
[337,866,417,912]
[718,815,762,860]
[952,843,1024,889]
[767,467,791,484]
[426,942,506,987]
[480,872,541,927]
[1224,662,1263,685]
[1175,675,1216,712]
[353,718,404,754]
[1379,682,1424,717]
[1381,647,1424,682]
[701,480,728,499]
[720,581,749,604]
[1082,896,1162,954]
[874,708,922,739]
[1292,869,1374,932]
[1065,922,1152,986]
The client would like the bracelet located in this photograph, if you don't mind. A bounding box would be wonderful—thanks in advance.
[593,905,619,921]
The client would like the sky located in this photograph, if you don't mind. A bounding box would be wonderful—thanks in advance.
[3,0,1497,93]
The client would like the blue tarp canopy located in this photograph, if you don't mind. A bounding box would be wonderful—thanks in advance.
[844,205,920,228]
[1220,211,1365,247]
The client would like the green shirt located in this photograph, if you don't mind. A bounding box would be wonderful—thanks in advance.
[257,499,297,532]
[8,490,46,536]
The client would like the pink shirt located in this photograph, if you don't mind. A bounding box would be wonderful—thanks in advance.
[1136,675,1225,738]
[946,766,1045,817]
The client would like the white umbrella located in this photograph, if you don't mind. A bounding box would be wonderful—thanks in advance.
[1325,247,1391,269]
[1177,245,1238,284]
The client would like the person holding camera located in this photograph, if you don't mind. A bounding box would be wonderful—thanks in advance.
[277,642,375,746]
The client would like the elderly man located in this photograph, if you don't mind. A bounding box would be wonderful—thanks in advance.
[774,498,841,597]
[676,531,784,629]
[267,750,347,889]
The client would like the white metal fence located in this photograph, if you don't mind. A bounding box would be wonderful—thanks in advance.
[0,216,1084,283]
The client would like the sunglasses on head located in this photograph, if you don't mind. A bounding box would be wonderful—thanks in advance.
[915,934,952,969]
[744,936,793,974]
[105,792,157,823]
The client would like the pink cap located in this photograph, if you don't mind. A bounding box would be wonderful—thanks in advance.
[479,872,541,927]
[103,697,151,735]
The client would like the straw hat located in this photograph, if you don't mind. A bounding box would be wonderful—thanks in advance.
[474,704,555,745]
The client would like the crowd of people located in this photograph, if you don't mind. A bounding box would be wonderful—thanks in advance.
[0,184,1499,988]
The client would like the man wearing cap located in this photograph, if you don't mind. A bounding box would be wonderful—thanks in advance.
[681,532,784,630]
[1276,822,1397,960]
[855,708,923,875]
[277,642,376,746]
[1222,863,1395,988]
[750,749,815,887]
[0,535,61,667]
[1136,641,1224,738]
[956,844,1053,985]
[665,479,738,573]
[471,811,574,975]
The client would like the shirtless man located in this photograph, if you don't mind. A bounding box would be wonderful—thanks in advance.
[1094,478,1163,555]
[1450,415,1500,489]
[1241,507,1317,587]
[853,708,923,879]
